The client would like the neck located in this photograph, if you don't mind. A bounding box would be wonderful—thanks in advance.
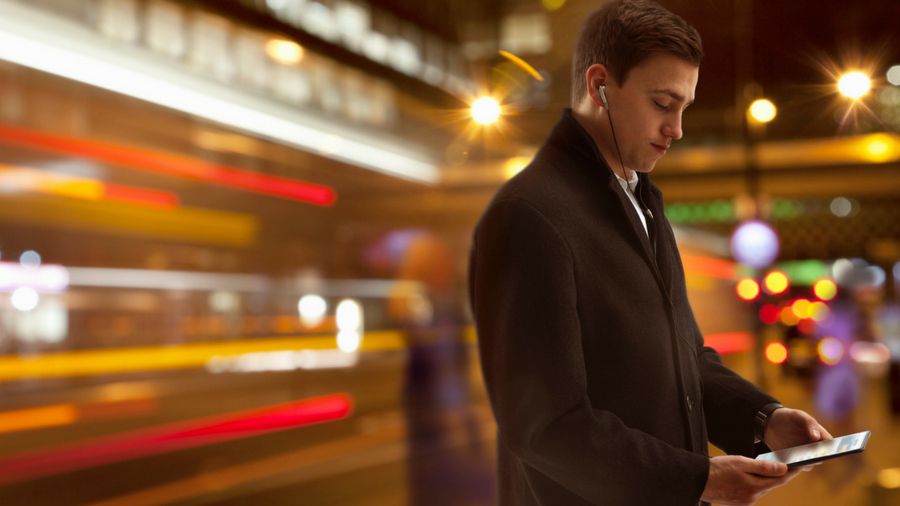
[571,107,632,181]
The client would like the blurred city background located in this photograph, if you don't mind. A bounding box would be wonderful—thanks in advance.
[0,0,897,504]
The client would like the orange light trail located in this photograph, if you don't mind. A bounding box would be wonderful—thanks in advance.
[498,50,545,82]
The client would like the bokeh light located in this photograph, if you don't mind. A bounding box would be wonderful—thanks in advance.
[791,298,812,319]
[736,278,760,301]
[830,197,853,217]
[298,294,327,328]
[336,330,361,353]
[759,304,780,324]
[765,342,788,365]
[810,301,831,322]
[336,299,363,332]
[888,65,900,86]
[19,250,41,268]
[878,468,900,489]
[798,318,817,335]
[780,306,800,326]
[748,98,777,123]
[731,220,779,269]
[11,286,40,312]
[850,342,891,366]
[818,337,845,365]
[265,39,304,64]
[764,270,789,295]
[813,279,837,301]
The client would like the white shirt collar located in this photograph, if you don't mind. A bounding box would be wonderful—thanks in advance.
[614,170,639,194]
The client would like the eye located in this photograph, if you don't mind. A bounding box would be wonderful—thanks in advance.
[653,101,671,112]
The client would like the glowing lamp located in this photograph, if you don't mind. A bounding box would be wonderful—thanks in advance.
[471,97,502,125]
[748,98,777,124]
[837,71,871,99]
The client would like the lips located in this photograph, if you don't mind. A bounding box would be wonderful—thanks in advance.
[651,143,668,154]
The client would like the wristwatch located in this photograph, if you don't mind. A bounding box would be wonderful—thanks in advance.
[753,402,784,443]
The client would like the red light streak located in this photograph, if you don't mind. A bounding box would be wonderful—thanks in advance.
[0,393,352,485]
[0,124,336,206]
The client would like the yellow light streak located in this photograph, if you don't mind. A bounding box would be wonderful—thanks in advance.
[0,331,405,382]
[0,193,256,248]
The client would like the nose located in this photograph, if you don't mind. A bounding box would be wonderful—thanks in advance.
[663,113,684,141]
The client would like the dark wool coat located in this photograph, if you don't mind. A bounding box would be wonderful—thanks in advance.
[468,109,778,505]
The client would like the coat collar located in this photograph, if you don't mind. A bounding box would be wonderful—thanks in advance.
[544,108,658,198]
[544,108,673,303]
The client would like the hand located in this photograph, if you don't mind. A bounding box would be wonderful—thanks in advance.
[764,407,833,451]
[701,455,801,505]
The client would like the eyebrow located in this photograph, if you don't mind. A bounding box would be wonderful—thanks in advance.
[652,89,694,106]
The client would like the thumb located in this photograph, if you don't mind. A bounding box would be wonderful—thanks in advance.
[750,459,788,477]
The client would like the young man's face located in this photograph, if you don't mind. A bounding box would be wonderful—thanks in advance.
[601,53,698,173]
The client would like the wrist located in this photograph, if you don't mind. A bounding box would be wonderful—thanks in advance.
[753,402,783,443]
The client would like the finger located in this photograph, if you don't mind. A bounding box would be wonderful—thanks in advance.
[747,459,788,477]
[748,471,795,491]
[763,467,803,487]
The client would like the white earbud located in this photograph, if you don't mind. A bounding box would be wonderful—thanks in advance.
[598,84,609,109]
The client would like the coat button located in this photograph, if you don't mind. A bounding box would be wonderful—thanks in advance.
[686,394,693,412]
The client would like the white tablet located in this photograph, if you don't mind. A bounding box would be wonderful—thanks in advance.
[755,430,870,468]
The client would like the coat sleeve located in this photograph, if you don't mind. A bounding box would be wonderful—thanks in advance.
[469,197,709,504]
[691,311,779,457]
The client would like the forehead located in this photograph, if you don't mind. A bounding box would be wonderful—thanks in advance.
[626,53,699,100]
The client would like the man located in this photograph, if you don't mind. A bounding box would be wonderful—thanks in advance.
[467,1,832,504]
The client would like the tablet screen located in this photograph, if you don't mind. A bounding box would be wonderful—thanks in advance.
[755,431,870,467]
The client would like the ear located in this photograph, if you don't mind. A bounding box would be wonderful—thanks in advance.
[584,63,610,107]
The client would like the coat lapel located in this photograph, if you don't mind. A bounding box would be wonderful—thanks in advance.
[607,175,670,301]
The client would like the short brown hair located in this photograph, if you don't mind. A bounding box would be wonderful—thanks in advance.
[571,0,703,104]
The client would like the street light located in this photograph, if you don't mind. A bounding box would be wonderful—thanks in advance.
[470,96,502,125]
[837,71,872,99]
[747,98,777,124]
